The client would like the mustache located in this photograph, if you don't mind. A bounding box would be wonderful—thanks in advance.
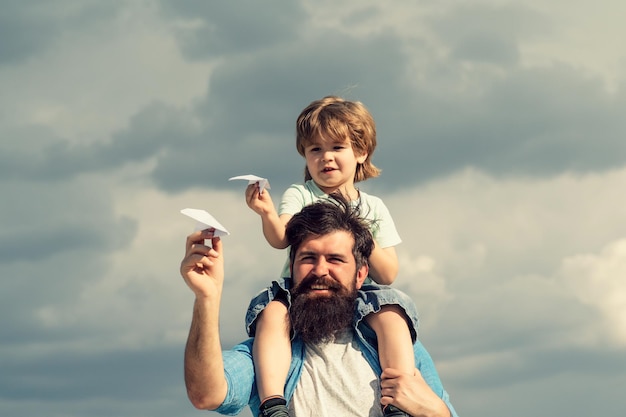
[295,275,343,293]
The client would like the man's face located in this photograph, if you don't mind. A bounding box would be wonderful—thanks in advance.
[289,230,368,343]
[291,230,368,296]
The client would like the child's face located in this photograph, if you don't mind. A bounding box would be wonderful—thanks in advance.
[303,136,367,194]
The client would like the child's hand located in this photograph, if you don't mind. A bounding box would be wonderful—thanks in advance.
[245,183,275,216]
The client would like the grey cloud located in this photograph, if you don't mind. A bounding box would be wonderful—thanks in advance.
[445,346,626,417]
[7,1,626,417]
[470,347,626,388]
[0,223,123,263]
[0,0,119,65]
[429,3,550,65]
[159,0,307,59]
[450,34,519,65]
[150,29,416,192]
[0,345,203,417]
[371,64,626,191]
[0,346,182,401]
[0,180,137,347]
[450,358,626,417]
[153,4,626,193]
[429,294,593,358]
[0,180,136,257]
[8,2,624,197]
[30,26,406,193]
[0,103,199,182]
[0,10,57,64]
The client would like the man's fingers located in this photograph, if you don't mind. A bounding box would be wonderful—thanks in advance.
[381,368,405,380]
[211,236,222,254]
[181,253,206,274]
[181,248,220,275]
[185,228,215,252]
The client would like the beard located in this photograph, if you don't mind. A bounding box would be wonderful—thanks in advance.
[289,276,357,344]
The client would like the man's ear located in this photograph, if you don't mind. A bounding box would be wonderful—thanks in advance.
[355,264,369,289]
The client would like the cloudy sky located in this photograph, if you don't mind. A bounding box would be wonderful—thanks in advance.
[2,0,626,416]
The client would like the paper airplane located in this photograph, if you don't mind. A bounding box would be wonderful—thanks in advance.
[180,208,230,237]
[229,174,270,194]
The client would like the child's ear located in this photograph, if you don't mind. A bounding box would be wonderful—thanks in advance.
[356,152,368,164]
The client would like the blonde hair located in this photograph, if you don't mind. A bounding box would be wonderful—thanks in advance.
[296,96,381,183]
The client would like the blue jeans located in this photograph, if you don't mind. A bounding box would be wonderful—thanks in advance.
[245,279,419,342]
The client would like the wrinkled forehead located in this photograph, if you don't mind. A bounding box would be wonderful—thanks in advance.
[295,230,355,258]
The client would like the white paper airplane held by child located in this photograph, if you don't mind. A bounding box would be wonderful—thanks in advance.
[180,208,230,237]
[228,174,271,194]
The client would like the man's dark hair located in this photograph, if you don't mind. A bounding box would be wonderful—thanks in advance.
[285,193,375,271]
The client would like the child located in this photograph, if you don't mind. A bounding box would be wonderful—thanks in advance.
[243,96,418,417]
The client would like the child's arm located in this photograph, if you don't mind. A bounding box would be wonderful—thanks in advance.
[245,183,292,249]
[367,241,399,285]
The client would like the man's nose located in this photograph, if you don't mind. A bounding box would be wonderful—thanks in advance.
[312,259,330,276]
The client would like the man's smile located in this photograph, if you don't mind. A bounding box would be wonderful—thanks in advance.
[297,276,342,297]
[310,284,330,290]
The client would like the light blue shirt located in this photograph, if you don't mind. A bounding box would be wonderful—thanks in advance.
[277,180,402,280]
[214,321,459,416]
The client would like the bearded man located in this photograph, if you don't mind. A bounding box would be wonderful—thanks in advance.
[179,197,459,417]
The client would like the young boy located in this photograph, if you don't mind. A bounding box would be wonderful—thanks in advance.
[243,96,418,417]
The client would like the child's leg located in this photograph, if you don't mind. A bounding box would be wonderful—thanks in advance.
[253,299,292,401]
[365,305,415,374]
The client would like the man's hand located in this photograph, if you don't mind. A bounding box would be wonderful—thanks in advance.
[180,228,224,299]
[180,228,229,410]
[380,368,451,417]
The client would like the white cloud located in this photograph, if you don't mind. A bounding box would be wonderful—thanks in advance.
[53,165,286,351]
[558,239,626,346]
[383,166,626,351]
[519,0,626,90]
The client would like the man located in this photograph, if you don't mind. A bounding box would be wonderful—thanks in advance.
[180,197,458,417]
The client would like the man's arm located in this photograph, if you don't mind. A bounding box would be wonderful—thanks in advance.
[180,229,228,409]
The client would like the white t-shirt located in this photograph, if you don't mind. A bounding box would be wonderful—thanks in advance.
[289,330,383,417]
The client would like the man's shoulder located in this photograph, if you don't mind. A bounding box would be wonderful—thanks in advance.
[225,338,254,356]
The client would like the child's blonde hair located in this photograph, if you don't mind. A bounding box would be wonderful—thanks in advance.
[296,96,381,183]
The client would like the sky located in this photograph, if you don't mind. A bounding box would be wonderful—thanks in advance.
[1,0,626,416]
